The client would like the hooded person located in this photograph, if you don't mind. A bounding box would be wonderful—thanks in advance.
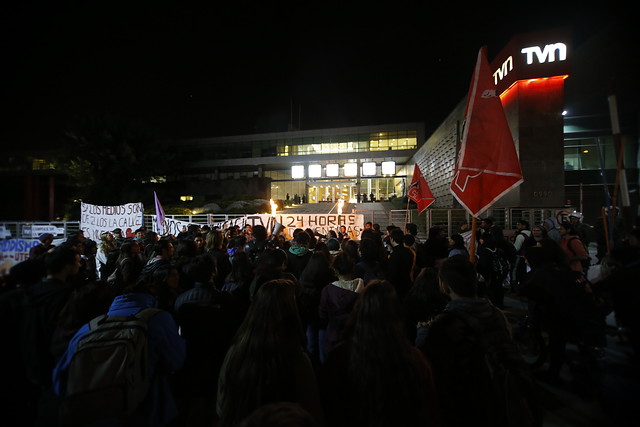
[543,218,562,243]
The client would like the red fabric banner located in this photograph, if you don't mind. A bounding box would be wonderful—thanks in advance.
[408,164,435,213]
[450,46,523,217]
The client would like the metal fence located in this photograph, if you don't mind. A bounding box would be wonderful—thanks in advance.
[1,206,569,241]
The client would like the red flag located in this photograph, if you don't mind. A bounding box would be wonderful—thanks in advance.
[408,164,435,213]
[450,46,523,217]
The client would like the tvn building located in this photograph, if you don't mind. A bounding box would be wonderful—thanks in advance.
[176,26,637,226]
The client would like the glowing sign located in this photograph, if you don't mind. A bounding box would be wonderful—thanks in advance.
[521,43,567,65]
[493,42,567,85]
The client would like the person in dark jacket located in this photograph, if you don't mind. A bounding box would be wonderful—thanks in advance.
[385,228,414,299]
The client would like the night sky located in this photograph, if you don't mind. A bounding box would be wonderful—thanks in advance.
[1,2,633,149]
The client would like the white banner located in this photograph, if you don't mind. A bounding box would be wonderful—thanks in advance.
[0,239,40,276]
[211,214,365,240]
[150,215,198,236]
[80,202,144,241]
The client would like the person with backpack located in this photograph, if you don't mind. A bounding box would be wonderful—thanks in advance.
[419,256,543,427]
[511,220,533,291]
[559,221,591,274]
[476,232,510,309]
[52,276,186,426]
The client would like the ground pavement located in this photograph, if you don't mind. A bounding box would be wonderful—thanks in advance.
[502,292,640,426]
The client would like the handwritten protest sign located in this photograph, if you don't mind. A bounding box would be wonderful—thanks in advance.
[150,215,198,236]
[210,214,364,240]
[80,202,144,241]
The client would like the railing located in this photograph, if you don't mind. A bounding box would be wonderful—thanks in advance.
[1,207,570,241]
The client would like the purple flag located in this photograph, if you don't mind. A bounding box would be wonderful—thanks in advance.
[154,191,166,235]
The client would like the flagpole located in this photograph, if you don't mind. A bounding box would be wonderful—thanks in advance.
[469,217,477,262]
[405,196,411,229]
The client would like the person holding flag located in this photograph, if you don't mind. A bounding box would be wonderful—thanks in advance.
[450,46,523,260]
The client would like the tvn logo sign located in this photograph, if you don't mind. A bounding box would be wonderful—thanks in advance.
[493,42,567,85]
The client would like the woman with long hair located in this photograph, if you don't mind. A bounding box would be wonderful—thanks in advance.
[216,279,324,427]
[206,228,230,289]
[320,280,440,427]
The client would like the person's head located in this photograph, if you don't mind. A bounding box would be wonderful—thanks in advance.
[238,402,318,427]
[407,267,442,301]
[405,223,417,236]
[238,279,304,346]
[339,225,347,234]
[438,256,477,298]
[253,225,268,242]
[365,222,373,230]
[479,232,496,249]
[112,228,123,238]
[326,238,341,254]
[480,217,494,229]
[516,219,530,230]
[542,218,556,231]
[531,224,546,240]
[38,233,53,246]
[258,248,288,271]
[299,251,331,284]
[569,211,582,224]
[135,228,146,240]
[154,265,181,290]
[390,228,404,246]
[558,221,575,237]
[427,226,443,240]
[449,234,465,249]
[347,279,403,335]
[403,233,415,248]
[206,228,224,251]
[293,230,310,248]
[332,251,355,277]
[193,233,205,250]
[119,239,141,260]
[45,245,81,278]
[358,238,378,263]
[175,238,197,258]
[185,254,217,285]
[154,239,175,259]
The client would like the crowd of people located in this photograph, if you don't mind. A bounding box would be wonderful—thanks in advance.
[1,213,638,426]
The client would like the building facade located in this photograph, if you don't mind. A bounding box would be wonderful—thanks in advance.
[178,122,424,204]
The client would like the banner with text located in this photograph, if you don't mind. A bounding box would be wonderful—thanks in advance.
[81,202,144,241]
[0,239,40,276]
[210,214,365,240]
[151,215,199,236]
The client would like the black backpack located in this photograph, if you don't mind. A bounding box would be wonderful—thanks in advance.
[448,307,544,427]
[59,308,161,426]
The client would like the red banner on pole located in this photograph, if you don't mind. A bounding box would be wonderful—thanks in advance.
[408,164,435,213]
[450,46,523,218]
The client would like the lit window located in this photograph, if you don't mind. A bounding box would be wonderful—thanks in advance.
[344,163,358,177]
[326,163,339,177]
[308,164,322,178]
[362,162,377,176]
[381,161,395,175]
[292,165,305,179]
